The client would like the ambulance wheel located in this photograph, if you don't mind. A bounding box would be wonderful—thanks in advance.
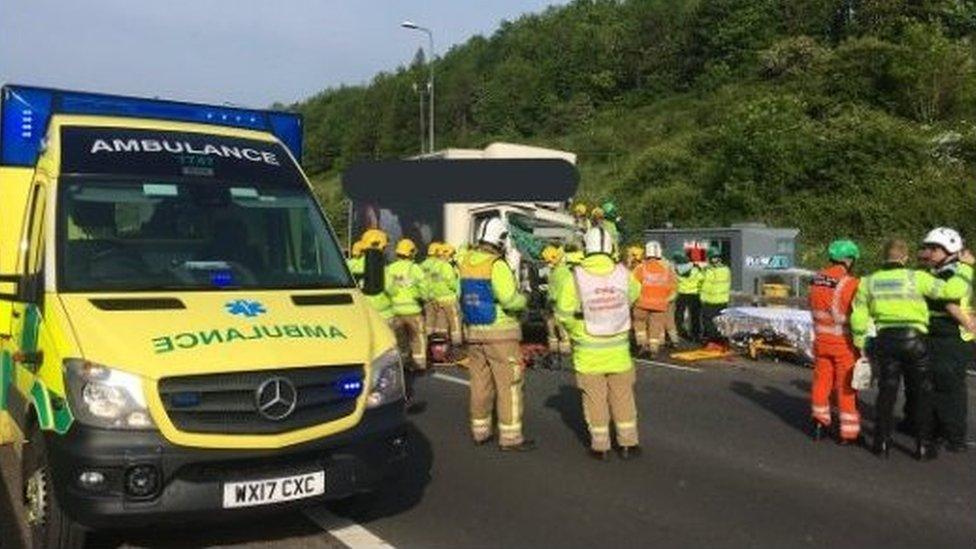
[22,424,86,549]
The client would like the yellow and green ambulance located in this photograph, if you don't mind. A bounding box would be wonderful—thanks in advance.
[0,85,406,547]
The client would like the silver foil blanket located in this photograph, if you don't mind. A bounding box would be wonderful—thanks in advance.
[714,307,815,361]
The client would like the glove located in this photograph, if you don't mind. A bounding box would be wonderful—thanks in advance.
[851,357,873,391]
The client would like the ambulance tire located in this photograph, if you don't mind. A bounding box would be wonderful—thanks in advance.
[22,424,86,549]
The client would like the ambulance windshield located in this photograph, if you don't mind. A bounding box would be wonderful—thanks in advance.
[57,179,352,292]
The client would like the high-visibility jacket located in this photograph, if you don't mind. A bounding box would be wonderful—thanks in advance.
[460,248,526,341]
[926,262,974,342]
[427,257,460,302]
[547,260,571,304]
[701,264,732,305]
[808,264,858,343]
[556,254,640,374]
[676,263,703,295]
[633,259,676,312]
[384,258,427,317]
[850,265,971,349]
[347,256,365,284]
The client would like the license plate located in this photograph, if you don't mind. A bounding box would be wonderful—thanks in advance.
[222,471,325,509]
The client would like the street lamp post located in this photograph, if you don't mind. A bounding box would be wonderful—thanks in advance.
[401,21,434,153]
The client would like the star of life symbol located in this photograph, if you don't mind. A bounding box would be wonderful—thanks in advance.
[226,299,267,318]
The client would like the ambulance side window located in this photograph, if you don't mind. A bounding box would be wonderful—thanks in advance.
[20,185,46,302]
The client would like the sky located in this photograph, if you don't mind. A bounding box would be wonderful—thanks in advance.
[0,0,565,108]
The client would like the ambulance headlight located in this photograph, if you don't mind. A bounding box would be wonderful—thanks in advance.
[64,360,156,430]
[366,349,405,409]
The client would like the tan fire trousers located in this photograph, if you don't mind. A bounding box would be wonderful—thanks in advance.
[468,339,525,447]
[391,314,427,370]
[576,368,639,451]
[666,300,679,343]
[544,311,571,354]
[425,300,463,345]
[632,307,667,353]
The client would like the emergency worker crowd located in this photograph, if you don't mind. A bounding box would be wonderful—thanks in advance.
[347,203,974,462]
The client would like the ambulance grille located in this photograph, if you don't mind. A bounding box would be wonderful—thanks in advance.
[158,365,364,435]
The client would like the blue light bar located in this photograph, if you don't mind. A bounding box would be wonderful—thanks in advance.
[1,84,303,167]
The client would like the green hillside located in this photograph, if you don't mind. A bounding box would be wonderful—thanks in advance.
[296,0,976,267]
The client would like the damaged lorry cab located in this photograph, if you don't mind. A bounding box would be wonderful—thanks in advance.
[0,85,406,548]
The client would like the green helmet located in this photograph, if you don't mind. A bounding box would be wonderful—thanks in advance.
[671,250,688,262]
[828,239,860,262]
[707,246,722,259]
[601,201,618,218]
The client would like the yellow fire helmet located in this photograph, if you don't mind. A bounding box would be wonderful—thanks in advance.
[395,238,418,258]
[590,207,604,221]
[427,241,443,257]
[351,240,366,257]
[573,203,588,217]
[438,242,456,260]
[361,228,389,250]
[541,245,564,266]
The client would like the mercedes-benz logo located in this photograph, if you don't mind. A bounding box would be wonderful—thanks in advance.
[255,376,298,421]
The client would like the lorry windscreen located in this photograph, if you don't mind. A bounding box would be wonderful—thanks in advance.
[57,178,352,292]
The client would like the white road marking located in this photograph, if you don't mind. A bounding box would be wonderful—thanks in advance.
[432,372,471,386]
[304,507,396,548]
[635,359,702,373]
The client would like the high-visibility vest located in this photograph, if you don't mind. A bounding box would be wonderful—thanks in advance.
[676,264,703,295]
[808,264,858,340]
[573,263,632,336]
[926,263,974,342]
[634,259,676,311]
[701,265,732,305]
[384,259,426,316]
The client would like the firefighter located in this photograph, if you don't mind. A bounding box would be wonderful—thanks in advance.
[809,239,862,445]
[556,226,641,460]
[459,217,533,451]
[673,250,703,343]
[542,245,571,355]
[919,228,975,453]
[421,242,444,336]
[386,238,429,370]
[572,202,590,233]
[428,242,464,347]
[347,240,366,286]
[700,247,732,350]
[850,239,972,459]
[360,229,393,321]
[631,241,677,357]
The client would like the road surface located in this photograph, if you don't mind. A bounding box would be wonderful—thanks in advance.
[3,356,974,548]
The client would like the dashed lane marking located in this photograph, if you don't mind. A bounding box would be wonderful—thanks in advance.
[304,506,396,548]
[635,359,703,373]
[432,372,471,386]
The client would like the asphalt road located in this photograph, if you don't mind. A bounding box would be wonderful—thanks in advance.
[3,356,975,548]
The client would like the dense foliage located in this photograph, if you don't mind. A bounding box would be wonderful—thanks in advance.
[295,0,976,267]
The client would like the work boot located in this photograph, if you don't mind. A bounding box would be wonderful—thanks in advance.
[618,446,642,460]
[915,441,938,461]
[473,435,495,447]
[873,438,891,459]
[837,435,863,447]
[500,439,536,453]
[589,449,610,461]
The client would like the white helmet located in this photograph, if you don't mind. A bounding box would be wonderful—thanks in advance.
[477,217,508,247]
[923,227,963,254]
[644,240,663,259]
[584,226,614,256]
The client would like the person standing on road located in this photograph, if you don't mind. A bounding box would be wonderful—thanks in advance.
[809,239,862,444]
[347,240,366,286]
[850,239,971,459]
[557,226,641,460]
[700,247,732,350]
[421,242,443,336]
[459,217,533,451]
[674,250,703,343]
[542,245,571,356]
[919,228,975,453]
[361,229,394,322]
[386,238,429,371]
[631,241,676,357]
[425,242,464,348]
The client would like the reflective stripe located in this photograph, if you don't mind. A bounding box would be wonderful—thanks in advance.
[471,417,492,427]
[499,422,522,431]
[615,421,637,430]
[589,426,611,434]
[574,338,630,350]
[815,325,846,336]
[839,412,859,421]
[840,424,860,432]
[811,405,830,413]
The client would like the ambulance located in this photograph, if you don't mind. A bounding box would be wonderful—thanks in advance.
[0,85,407,548]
